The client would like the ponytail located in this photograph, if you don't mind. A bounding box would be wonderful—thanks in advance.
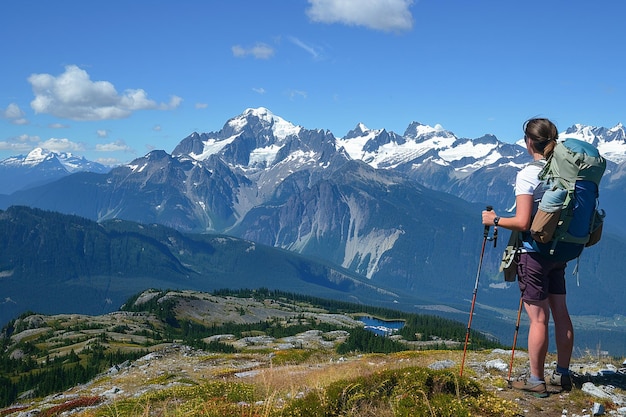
[542,139,557,159]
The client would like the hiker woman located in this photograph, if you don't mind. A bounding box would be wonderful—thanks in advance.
[481,118,573,396]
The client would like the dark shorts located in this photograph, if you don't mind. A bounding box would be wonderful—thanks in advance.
[517,252,567,301]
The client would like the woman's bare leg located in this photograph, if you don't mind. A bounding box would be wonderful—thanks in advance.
[524,299,550,380]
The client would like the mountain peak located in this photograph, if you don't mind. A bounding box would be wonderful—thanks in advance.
[609,122,625,137]
[242,107,273,119]
[474,134,499,145]
[343,123,375,139]
[24,147,59,165]
[230,107,302,141]
[403,121,454,142]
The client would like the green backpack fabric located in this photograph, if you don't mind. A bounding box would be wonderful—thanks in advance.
[529,138,606,262]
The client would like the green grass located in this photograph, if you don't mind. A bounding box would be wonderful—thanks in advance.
[70,360,519,417]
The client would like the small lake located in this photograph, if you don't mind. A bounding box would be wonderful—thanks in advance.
[358,316,404,336]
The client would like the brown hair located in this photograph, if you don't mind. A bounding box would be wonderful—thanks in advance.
[523,118,558,158]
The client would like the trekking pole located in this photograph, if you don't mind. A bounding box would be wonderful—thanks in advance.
[460,205,493,377]
[507,296,524,386]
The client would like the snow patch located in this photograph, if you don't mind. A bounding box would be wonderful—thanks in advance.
[249,144,282,167]
[438,142,494,161]
[336,130,378,160]
[191,134,239,160]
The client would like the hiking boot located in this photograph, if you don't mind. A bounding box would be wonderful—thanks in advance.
[549,370,572,392]
[511,378,548,398]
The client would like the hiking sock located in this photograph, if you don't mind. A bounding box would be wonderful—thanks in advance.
[551,365,573,391]
[556,365,570,375]
[529,375,544,384]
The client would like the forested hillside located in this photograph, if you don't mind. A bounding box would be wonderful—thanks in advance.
[0,206,401,326]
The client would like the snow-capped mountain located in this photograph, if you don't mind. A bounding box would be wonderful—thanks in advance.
[1,147,109,173]
[174,107,529,175]
[4,107,624,231]
[173,107,338,172]
[561,123,626,164]
[0,148,110,194]
[338,122,503,172]
[169,108,625,214]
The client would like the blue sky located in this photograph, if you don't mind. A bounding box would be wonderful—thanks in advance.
[1,0,624,165]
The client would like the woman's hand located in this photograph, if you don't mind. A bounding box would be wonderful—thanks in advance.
[482,209,497,226]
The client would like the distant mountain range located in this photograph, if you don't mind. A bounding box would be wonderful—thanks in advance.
[1,108,625,355]
[0,148,109,194]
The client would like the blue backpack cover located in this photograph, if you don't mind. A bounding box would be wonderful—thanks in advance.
[529,138,606,262]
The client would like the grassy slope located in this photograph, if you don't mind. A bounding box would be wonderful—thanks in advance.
[2,289,624,416]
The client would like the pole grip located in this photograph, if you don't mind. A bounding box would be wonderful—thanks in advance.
[484,205,493,237]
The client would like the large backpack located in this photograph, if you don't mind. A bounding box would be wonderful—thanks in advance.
[529,138,606,262]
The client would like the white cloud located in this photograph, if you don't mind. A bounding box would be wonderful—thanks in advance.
[2,103,28,125]
[49,123,69,129]
[95,140,133,153]
[287,90,308,100]
[16,134,40,143]
[0,141,22,151]
[40,137,85,153]
[153,125,162,132]
[161,95,182,110]
[95,157,121,166]
[306,0,414,32]
[288,36,323,60]
[0,132,132,158]
[252,87,266,94]
[2,103,24,119]
[195,102,208,109]
[232,43,275,59]
[96,129,109,138]
[28,65,182,121]
[0,134,40,152]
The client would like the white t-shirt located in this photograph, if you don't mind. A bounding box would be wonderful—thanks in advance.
[515,160,546,251]
[515,161,545,203]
